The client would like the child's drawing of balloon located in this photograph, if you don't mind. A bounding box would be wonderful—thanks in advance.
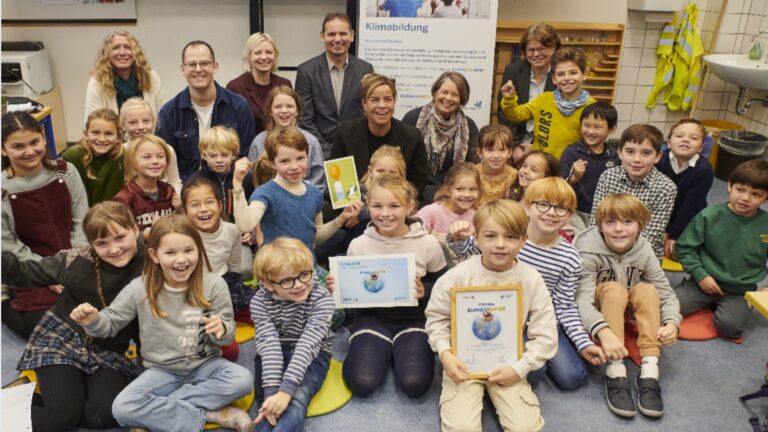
[329,165,341,181]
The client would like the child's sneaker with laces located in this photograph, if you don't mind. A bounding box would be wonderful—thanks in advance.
[636,376,664,417]
[605,376,637,418]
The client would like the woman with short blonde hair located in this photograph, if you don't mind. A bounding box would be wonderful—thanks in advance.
[226,32,292,136]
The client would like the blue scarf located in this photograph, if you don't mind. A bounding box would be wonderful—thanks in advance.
[554,89,590,117]
[114,71,141,111]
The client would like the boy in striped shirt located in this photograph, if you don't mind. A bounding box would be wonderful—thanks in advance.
[250,237,335,430]
[448,177,607,390]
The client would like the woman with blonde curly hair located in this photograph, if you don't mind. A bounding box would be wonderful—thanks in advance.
[84,30,164,123]
[226,32,291,136]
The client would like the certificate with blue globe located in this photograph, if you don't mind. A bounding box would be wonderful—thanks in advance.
[450,285,523,379]
[329,254,416,308]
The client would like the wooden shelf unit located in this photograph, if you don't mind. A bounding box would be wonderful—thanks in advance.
[492,21,625,124]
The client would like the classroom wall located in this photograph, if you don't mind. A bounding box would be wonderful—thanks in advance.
[4,0,766,144]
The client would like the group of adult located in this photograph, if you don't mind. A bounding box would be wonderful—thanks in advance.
[83,14,561,204]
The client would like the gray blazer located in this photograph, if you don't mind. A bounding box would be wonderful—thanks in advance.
[295,53,374,158]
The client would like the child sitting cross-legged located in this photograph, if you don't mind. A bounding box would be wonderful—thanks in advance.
[250,237,335,431]
[675,159,768,339]
[575,193,681,419]
[426,199,556,431]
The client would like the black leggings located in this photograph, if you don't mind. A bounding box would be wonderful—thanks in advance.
[342,316,435,398]
[33,364,128,432]
[2,300,45,339]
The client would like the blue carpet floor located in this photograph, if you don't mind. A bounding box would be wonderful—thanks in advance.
[3,179,768,431]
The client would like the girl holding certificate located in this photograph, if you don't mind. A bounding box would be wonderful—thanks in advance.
[343,175,448,398]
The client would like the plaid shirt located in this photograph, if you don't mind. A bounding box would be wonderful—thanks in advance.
[590,166,677,261]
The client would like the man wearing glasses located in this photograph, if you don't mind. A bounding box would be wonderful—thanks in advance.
[157,40,256,180]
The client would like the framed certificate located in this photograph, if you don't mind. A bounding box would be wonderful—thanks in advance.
[329,254,416,308]
[450,284,523,379]
[324,156,362,209]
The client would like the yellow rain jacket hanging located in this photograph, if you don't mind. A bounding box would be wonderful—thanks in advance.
[646,3,704,111]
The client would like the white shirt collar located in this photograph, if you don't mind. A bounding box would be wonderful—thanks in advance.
[669,152,699,174]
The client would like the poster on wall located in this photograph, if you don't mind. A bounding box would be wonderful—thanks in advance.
[3,0,137,23]
[358,0,498,126]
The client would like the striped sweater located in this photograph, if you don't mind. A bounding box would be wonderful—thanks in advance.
[448,236,594,352]
[250,283,334,397]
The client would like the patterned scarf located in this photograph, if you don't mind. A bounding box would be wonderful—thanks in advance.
[554,88,590,117]
[415,102,470,177]
[114,71,141,111]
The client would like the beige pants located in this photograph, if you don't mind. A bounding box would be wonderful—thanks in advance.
[439,371,544,432]
[595,282,662,357]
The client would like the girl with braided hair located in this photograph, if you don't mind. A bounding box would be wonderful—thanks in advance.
[1,201,144,432]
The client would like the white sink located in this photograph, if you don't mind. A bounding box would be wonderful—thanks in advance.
[704,54,768,90]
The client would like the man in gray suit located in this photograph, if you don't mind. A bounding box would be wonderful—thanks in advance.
[296,12,374,159]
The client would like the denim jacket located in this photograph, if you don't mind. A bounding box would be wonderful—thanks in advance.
[157,82,255,180]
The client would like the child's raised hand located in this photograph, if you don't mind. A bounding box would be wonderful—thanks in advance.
[338,201,364,226]
[254,391,292,426]
[233,157,253,186]
[657,322,679,346]
[240,231,253,245]
[487,365,521,386]
[597,328,628,360]
[70,302,99,325]
[500,80,517,98]
[698,276,724,296]
[569,160,587,184]
[440,350,470,383]
[414,277,425,299]
[326,274,336,294]
[580,344,607,366]
[449,221,472,241]
[202,314,226,339]
[171,190,182,210]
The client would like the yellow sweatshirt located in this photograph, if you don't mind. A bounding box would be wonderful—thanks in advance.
[501,92,595,159]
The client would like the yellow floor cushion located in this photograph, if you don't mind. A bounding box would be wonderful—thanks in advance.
[662,257,684,272]
[307,358,352,417]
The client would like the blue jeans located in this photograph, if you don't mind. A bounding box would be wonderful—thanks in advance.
[526,325,588,390]
[111,357,253,432]
[254,345,331,432]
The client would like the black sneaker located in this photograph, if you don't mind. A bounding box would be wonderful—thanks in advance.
[605,376,637,418]
[636,376,664,417]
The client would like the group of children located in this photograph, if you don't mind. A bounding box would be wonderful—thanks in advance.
[2,42,767,432]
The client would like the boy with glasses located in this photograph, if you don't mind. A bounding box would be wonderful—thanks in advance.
[157,40,255,180]
[250,237,335,431]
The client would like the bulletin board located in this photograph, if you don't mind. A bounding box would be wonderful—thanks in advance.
[2,0,137,25]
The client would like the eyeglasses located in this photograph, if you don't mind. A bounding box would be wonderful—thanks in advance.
[183,60,214,70]
[270,270,313,290]
[532,201,571,217]
[525,46,551,56]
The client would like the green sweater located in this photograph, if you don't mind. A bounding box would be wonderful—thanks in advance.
[61,145,125,206]
[676,203,768,295]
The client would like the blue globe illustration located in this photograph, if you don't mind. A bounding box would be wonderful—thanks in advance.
[472,312,501,340]
[363,273,384,293]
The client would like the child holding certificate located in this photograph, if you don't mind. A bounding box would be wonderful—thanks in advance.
[425,199,557,431]
[250,237,335,431]
[574,194,681,419]
[343,174,448,398]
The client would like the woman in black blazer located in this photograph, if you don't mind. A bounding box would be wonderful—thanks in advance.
[496,23,561,148]
[332,73,429,197]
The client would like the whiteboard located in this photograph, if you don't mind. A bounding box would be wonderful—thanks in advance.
[2,0,137,23]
